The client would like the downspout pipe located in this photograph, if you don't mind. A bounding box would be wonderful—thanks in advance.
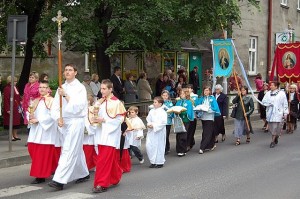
[267,0,272,81]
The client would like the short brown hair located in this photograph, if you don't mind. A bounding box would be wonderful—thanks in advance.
[101,79,113,89]
[128,106,139,113]
[126,73,133,80]
[65,63,78,71]
[154,96,164,105]
[181,88,191,100]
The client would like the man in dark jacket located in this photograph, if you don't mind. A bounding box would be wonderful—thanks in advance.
[189,66,200,94]
[110,66,125,100]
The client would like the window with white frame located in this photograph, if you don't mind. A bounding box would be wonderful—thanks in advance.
[281,0,288,6]
[248,37,257,75]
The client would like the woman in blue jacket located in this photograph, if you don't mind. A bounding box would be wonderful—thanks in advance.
[195,86,220,154]
[175,88,194,157]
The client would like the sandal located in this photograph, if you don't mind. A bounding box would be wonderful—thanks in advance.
[246,137,250,144]
[235,140,240,146]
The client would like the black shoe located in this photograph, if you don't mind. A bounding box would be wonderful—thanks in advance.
[48,181,64,190]
[149,164,156,168]
[75,175,90,184]
[165,150,170,155]
[270,142,275,148]
[274,136,279,144]
[13,137,21,141]
[155,164,164,168]
[31,178,45,184]
[92,185,107,193]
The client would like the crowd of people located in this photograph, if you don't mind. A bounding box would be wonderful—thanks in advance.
[0,65,299,193]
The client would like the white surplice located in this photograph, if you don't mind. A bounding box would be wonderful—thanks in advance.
[146,106,167,165]
[94,101,124,148]
[262,89,289,122]
[51,78,89,184]
[127,117,145,147]
[27,99,58,145]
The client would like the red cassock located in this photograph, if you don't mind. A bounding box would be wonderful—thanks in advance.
[3,84,21,128]
[83,145,97,170]
[94,146,123,188]
[28,143,60,178]
[115,149,131,173]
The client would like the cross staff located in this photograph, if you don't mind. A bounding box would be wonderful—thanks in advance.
[52,10,67,118]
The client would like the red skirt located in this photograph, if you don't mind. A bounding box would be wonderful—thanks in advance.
[94,145,122,188]
[27,143,58,178]
[115,149,131,173]
[83,145,97,170]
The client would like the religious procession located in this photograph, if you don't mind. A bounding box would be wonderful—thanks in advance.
[1,2,300,198]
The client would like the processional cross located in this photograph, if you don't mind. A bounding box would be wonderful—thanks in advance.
[52,10,68,118]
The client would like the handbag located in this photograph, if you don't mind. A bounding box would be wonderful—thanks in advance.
[230,104,237,118]
[173,114,187,133]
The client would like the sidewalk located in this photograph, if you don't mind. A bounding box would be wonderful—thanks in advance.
[0,113,261,169]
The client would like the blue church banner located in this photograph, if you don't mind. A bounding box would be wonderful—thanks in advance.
[212,39,234,77]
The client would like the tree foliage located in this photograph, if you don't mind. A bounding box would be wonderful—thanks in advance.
[1,0,260,81]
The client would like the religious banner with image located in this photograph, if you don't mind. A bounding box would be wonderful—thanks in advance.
[211,39,234,78]
[270,43,300,83]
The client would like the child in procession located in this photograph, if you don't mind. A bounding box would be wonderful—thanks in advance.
[146,96,168,168]
[161,90,174,155]
[126,106,146,164]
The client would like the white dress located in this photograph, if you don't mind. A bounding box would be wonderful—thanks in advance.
[51,78,89,184]
[146,107,167,165]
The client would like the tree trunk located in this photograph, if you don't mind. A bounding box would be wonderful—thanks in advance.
[17,0,46,95]
[95,43,111,80]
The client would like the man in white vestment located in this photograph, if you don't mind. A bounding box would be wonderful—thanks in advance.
[48,64,89,190]
[262,81,288,148]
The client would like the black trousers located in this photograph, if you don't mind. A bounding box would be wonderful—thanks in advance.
[165,125,171,152]
[129,145,143,161]
[176,122,189,153]
[187,119,197,148]
[200,120,215,150]
[213,116,225,136]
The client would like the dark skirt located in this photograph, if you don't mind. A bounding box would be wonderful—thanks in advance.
[213,116,225,136]
[200,120,215,150]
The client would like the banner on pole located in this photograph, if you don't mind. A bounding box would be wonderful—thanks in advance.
[212,39,234,78]
[272,43,300,83]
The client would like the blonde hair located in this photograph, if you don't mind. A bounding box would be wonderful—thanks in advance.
[128,106,139,113]
[7,76,17,83]
[29,71,39,79]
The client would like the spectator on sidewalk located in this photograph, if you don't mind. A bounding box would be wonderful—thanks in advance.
[124,73,137,103]
[137,72,152,116]
[90,73,101,102]
[82,75,94,105]
[3,76,22,141]
[110,66,125,101]
[22,71,40,125]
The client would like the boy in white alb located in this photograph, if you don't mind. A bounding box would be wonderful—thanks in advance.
[27,80,60,184]
[146,96,167,168]
[126,106,146,164]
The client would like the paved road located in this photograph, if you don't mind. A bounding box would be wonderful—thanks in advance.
[0,120,299,199]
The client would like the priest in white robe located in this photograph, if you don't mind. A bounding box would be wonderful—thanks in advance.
[48,64,89,190]
[27,80,59,184]
[146,96,167,168]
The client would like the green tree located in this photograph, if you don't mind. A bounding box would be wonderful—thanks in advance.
[0,0,59,94]
[35,0,259,80]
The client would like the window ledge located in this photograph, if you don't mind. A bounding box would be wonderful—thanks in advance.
[247,71,257,76]
[280,4,289,9]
